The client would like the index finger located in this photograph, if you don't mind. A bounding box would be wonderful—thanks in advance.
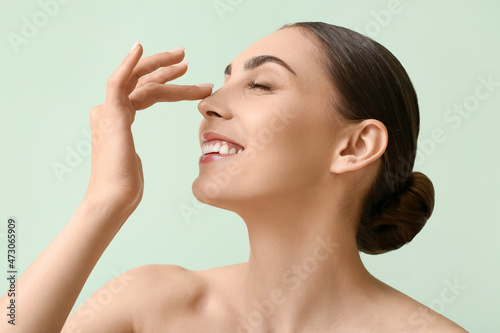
[130,83,214,110]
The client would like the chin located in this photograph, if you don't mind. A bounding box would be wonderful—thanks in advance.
[191,175,235,210]
[192,174,262,214]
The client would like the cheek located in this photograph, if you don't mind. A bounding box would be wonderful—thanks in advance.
[241,104,330,191]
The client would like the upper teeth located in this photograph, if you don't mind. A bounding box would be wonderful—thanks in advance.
[202,141,244,155]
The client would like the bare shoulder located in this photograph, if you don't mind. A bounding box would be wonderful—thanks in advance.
[125,263,246,330]
[402,303,468,333]
[62,264,205,333]
[127,263,205,294]
[379,284,469,333]
[128,262,242,297]
[403,306,468,333]
[122,264,209,331]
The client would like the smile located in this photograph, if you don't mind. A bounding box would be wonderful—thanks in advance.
[199,140,245,164]
[201,140,244,156]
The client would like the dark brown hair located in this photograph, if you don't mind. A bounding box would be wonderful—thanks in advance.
[280,22,435,254]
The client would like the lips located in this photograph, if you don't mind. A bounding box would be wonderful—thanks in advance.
[201,131,245,150]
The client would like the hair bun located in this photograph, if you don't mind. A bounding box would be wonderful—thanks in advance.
[357,171,435,254]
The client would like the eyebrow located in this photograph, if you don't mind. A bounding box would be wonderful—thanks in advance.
[224,55,297,77]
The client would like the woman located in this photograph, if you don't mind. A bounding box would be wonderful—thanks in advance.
[1,22,467,332]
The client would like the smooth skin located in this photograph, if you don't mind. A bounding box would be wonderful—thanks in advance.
[0,29,467,332]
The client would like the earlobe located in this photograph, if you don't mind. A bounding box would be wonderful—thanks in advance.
[329,119,388,174]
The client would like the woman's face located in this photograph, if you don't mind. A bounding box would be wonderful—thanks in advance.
[193,27,343,211]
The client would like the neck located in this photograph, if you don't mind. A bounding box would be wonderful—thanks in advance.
[233,183,382,331]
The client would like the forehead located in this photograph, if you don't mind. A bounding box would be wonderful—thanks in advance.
[229,27,324,81]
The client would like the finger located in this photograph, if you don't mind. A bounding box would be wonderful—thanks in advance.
[126,50,185,94]
[106,41,144,101]
[129,83,214,110]
[132,50,185,78]
[134,61,188,90]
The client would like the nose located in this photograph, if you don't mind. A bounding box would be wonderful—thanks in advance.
[197,86,233,120]
[197,86,234,148]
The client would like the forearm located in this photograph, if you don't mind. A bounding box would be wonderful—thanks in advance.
[0,200,128,332]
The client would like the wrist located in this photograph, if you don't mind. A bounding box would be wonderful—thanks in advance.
[78,197,132,228]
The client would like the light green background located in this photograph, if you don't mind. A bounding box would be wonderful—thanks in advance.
[1,0,499,331]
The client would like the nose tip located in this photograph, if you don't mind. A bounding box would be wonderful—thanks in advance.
[197,89,227,119]
[197,98,208,115]
[197,96,214,117]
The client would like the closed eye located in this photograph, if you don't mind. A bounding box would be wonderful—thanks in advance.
[248,80,271,91]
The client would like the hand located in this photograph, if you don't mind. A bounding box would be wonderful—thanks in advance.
[83,41,213,219]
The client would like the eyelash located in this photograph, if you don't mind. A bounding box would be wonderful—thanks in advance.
[248,80,271,91]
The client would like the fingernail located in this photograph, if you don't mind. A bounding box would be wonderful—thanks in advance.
[130,40,140,53]
[168,46,185,53]
[196,83,214,88]
[172,60,189,67]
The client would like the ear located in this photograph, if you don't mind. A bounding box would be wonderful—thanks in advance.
[330,119,388,174]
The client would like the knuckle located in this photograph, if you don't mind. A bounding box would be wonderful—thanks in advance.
[143,82,156,90]
[106,74,119,87]
[131,71,141,82]
[89,105,102,121]
[135,76,144,86]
